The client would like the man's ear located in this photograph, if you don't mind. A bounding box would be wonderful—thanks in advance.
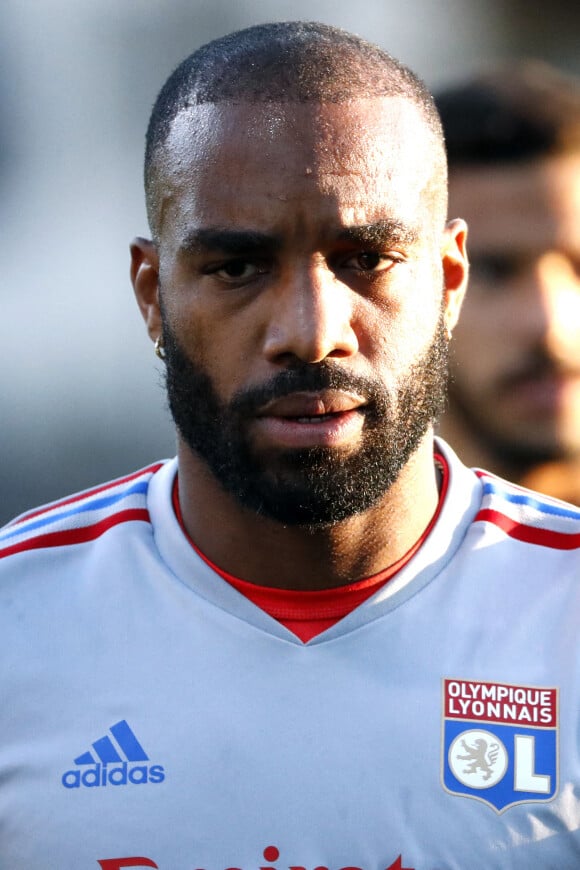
[130,237,162,342]
[441,218,469,335]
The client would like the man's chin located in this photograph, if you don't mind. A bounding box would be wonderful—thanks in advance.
[447,392,567,466]
[235,484,384,528]
[488,409,580,460]
[229,458,376,526]
[478,425,574,470]
[252,442,359,471]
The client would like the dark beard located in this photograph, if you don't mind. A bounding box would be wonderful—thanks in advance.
[163,315,449,527]
[446,348,570,474]
[448,383,558,474]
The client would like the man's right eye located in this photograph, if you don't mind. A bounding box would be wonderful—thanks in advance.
[206,259,265,283]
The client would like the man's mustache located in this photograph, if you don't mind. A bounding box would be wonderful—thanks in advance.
[499,349,580,391]
[230,363,387,416]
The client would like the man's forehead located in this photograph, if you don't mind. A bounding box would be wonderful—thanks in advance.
[163,96,433,165]
[152,96,445,240]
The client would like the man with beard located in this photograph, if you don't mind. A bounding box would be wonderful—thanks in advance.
[436,63,580,503]
[1,23,580,869]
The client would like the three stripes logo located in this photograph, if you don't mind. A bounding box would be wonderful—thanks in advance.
[62,720,165,789]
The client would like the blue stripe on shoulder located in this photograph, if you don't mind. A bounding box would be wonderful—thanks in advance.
[481,479,580,520]
[0,479,149,543]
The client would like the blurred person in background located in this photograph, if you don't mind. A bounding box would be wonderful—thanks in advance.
[436,63,580,502]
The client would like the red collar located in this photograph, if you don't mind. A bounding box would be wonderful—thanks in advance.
[172,452,449,641]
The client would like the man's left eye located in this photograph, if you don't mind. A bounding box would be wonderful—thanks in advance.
[344,252,399,272]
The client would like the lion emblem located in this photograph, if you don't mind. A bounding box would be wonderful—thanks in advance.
[448,729,508,789]
[456,737,500,780]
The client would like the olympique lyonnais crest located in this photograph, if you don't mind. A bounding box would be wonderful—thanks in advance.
[441,678,558,812]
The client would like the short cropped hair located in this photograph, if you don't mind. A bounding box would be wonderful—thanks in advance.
[144,21,446,236]
[436,61,580,167]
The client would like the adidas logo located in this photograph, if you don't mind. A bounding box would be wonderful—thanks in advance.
[61,720,165,789]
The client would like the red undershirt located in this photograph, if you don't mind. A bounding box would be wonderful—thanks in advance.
[172,453,448,642]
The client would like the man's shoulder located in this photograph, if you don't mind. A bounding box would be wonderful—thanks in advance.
[472,465,580,551]
[0,460,170,564]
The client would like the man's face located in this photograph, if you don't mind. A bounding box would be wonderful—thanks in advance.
[448,155,580,462]
[137,97,465,525]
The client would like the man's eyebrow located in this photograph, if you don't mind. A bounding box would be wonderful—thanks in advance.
[178,221,419,255]
[179,228,282,255]
[337,221,420,247]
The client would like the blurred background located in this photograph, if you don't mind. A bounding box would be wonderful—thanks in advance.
[2,0,580,524]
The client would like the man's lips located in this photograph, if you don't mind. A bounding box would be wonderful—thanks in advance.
[256,390,368,419]
[253,390,368,448]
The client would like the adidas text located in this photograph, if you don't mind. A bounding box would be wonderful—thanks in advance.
[62,761,165,789]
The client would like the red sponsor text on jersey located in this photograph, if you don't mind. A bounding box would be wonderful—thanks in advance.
[444,678,557,727]
[98,860,159,869]
[98,846,414,870]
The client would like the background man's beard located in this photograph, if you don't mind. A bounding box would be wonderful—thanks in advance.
[164,316,449,527]
[446,376,564,474]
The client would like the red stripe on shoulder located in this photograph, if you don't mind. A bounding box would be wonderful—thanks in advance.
[475,508,580,550]
[0,508,150,559]
[9,463,164,527]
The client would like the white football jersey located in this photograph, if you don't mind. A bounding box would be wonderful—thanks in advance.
[0,439,579,869]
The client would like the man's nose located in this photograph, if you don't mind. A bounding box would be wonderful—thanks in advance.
[526,251,580,358]
[262,263,359,365]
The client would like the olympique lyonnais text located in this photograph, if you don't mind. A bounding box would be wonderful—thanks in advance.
[444,679,557,727]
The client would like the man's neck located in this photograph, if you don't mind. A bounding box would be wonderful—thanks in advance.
[175,433,440,591]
